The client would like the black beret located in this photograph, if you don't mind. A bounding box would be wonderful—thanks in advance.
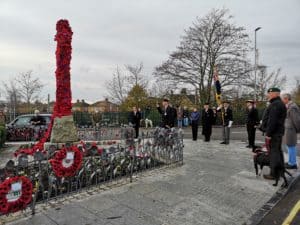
[267,87,281,93]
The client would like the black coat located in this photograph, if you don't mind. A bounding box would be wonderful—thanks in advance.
[266,96,287,137]
[246,107,259,126]
[201,109,214,135]
[157,106,176,128]
[129,111,141,128]
[218,107,233,126]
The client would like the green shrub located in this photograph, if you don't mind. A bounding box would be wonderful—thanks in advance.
[0,126,6,148]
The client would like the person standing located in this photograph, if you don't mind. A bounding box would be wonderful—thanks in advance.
[183,106,189,127]
[201,103,214,142]
[176,106,183,128]
[281,93,300,169]
[129,106,141,138]
[263,88,287,180]
[156,98,176,128]
[217,101,233,144]
[245,100,260,148]
[212,106,218,125]
[190,107,200,141]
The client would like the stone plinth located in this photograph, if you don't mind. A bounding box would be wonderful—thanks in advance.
[50,115,78,143]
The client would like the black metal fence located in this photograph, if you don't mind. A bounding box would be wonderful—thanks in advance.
[4,108,266,128]
[0,127,184,216]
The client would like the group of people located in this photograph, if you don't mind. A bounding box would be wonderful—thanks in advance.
[260,88,300,179]
[128,89,299,177]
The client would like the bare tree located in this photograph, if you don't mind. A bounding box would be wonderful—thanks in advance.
[292,78,300,105]
[15,71,43,110]
[125,62,148,88]
[105,67,128,104]
[106,62,150,104]
[154,8,251,104]
[148,79,174,98]
[244,65,286,101]
[2,80,21,120]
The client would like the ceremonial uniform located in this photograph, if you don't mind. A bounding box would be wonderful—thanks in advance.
[246,101,259,148]
[157,105,176,128]
[201,108,214,142]
[218,103,233,144]
[129,110,141,138]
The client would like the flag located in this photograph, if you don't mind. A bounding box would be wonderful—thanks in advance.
[213,66,222,105]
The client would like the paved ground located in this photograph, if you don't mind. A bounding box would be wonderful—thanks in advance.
[2,136,298,225]
[258,176,300,225]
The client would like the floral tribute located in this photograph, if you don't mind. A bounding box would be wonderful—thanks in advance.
[15,19,74,157]
[0,176,33,214]
[49,145,83,178]
[53,19,73,117]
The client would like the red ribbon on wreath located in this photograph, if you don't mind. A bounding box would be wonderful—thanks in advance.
[0,176,33,214]
[49,145,83,177]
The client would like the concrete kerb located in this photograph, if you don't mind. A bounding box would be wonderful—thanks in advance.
[246,171,300,225]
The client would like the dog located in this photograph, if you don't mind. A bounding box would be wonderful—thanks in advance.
[252,146,292,187]
[145,118,153,128]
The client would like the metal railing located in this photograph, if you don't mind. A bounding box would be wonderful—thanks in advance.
[0,127,184,216]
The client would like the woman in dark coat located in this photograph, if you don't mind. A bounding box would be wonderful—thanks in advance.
[201,103,214,142]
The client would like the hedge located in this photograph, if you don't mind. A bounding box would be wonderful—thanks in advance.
[0,126,6,148]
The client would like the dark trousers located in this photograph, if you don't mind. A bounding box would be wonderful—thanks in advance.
[134,126,139,138]
[247,124,256,147]
[270,135,285,178]
[191,121,198,140]
[202,125,212,142]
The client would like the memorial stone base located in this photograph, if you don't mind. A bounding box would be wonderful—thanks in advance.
[50,115,78,143]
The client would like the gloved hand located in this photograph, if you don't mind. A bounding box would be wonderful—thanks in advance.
[265,136,271,153]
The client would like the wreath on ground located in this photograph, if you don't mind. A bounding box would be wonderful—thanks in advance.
[0,176,33,214]
[49,145,83,178]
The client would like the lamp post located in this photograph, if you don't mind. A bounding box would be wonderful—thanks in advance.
[254,27,261,102]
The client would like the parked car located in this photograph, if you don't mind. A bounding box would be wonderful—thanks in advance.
[6,114,52,141]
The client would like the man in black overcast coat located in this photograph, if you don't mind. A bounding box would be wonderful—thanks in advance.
[157,98,176,128]
[129,106,141,138]
[245,100,260,148]
[263,87,287,181]
[201,103,214,142]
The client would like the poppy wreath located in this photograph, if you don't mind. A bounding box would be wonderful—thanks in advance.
[0,176,33,214]
[49,145,83,178]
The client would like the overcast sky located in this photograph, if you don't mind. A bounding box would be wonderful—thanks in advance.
[0,0,299,103]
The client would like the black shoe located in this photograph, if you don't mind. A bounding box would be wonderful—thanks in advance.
[285,163,298,170]
[220,142,226,144]
[246,145,253,148]
[263,174,275,180]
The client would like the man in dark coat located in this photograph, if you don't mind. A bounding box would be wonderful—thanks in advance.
[201,103,214,142]
[263,87,287,181]
[245,100,260,148]
[217,101,233,144]
[156,98,176,128]
[282,93,299,169]
[129,106,141,138]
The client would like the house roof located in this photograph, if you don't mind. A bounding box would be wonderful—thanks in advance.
[90,100,118,107]
[72,100,90,107]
